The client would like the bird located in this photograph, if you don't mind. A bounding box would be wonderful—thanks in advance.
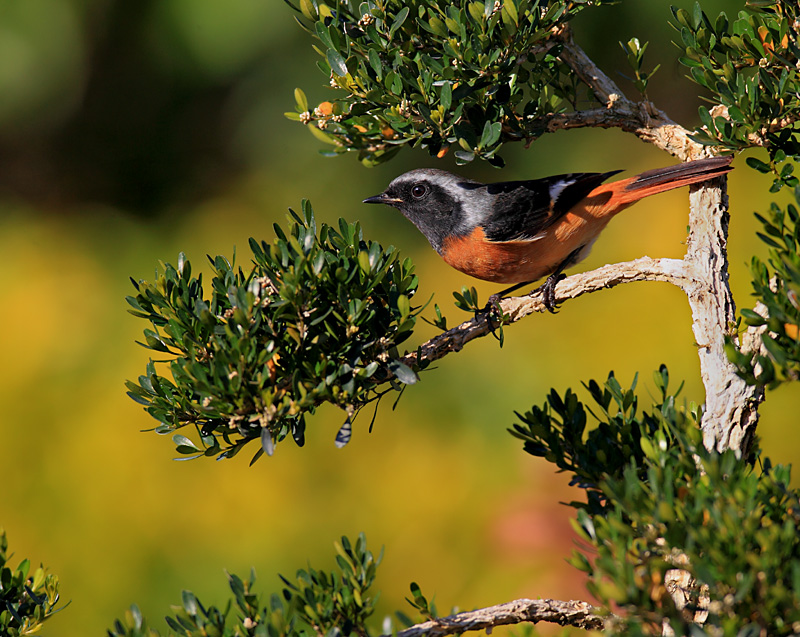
[363,156,733,312]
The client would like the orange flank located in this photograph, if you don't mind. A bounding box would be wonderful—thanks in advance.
[439,157,732,285]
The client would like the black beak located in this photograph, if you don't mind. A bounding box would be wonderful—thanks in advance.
[363,193,403,205]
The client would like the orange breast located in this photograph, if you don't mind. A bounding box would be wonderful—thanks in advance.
[440,204,617,284]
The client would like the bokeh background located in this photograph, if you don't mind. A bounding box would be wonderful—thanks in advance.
[1,1,798,634]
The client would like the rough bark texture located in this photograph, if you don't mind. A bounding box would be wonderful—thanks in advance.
[401,256,690,367]
[386,598,608,637]
[684,185,761,452]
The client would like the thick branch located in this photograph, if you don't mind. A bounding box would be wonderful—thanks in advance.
[387,598,607,637]
[682,180,762,453]
[527,105,702,162]
[402,257,690,369]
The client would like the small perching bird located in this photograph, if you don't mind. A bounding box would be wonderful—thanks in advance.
[363,156,733,311]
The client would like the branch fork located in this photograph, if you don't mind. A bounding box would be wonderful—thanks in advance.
[401,32,765,456]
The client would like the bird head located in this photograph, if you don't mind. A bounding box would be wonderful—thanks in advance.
[363,169,486,253]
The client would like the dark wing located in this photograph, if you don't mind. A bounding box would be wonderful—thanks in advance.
[480,170,622,242]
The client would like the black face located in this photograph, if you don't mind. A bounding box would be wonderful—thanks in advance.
[364,177,465,253]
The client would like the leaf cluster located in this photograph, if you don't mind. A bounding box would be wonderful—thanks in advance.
[618,37,661,98]
[285,0,617,166]
[728,191,800,387]
[109,534,393,637]
[126,202,422,463]
[279,534,381,635]
[511,369,800,635]
[110,569,300,637]
[0,529,62,637]
[673,1,800,187]
[509,365,691,514]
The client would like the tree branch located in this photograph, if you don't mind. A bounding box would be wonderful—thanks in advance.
[526,104,702,162]
[680,179,762,452]
[405,29,769,456]
[402,256,691,369]
[553,32,704,161]
[387,598,607,637]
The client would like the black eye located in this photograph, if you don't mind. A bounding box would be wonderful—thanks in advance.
[411,184,428,199]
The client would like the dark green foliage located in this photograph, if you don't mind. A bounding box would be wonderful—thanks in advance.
[109,572,299,637]
[0,529,62,636]
[728,192,800,387]
[672,1,800,187]
[285,0,618,166]
[280,534,382,635]
[126,202,422,462]
[109,534,383,637]
[509,366,693,514]
[511,369,800,635]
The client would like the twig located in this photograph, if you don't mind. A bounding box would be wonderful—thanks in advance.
[387,598,608,637]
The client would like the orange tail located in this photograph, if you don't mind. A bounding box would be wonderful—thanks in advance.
[595,156,734,208]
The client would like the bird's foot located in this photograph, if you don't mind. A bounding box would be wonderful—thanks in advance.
[533,273,564,313]
[480,293,506,336]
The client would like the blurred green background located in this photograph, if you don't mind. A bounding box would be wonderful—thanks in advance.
[1,0,798,634]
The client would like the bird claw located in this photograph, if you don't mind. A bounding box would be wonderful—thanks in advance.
[533,273,564,313]
[479,293,505,337]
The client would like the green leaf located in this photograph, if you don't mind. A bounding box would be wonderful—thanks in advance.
[440,82,452,111]
[427,16,448,37]
[299,0,317,20]
[261,428,275,456]
[502,0,518,26]
[172,434,199,450]
[746,157,771,173]
[479,121,501,149]
[327,49,348,77]
[387,359,418,384]
[389,7,409,38]
[295,87,309,112]
[397,294,410,319]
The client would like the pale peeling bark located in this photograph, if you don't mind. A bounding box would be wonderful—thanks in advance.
[385,598,608,637]
[683,185,762,452]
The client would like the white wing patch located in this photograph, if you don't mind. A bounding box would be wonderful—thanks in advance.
[548,178,576,205]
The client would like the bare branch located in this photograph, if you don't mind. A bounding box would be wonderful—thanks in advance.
[679,178,762,453]
[554,33,704,161]
[402,256,691,370]
[387,598,608,637]
[526,104,703,162]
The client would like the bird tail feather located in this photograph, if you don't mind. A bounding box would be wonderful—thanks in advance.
[612,156,734,205]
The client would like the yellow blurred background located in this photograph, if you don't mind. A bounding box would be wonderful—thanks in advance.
[1,1,798,634]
